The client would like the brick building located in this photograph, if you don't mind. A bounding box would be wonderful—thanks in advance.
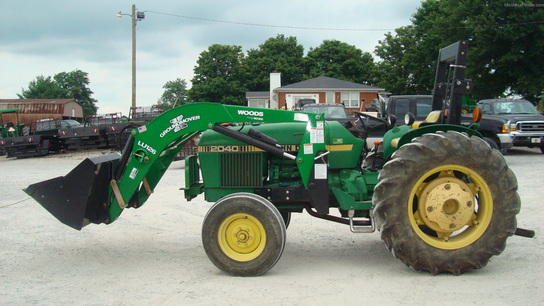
[247,73,384,112]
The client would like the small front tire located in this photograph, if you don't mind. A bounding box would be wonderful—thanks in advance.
[202,193,286,276]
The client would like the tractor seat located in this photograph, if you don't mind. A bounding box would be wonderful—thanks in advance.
[412,111,442,128]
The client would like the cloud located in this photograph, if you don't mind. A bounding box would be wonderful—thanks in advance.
[0,0,422,114]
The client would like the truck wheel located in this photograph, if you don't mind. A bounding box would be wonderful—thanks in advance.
[202,193,286,276]
[540,142,544,154]
[373,131,520,275]
[482,137,499,151]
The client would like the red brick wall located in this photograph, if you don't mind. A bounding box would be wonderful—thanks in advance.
[278,92,286,109]
[360,92,379,111]
[277,91,379,111]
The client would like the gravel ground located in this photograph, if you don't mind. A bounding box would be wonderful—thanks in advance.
[0,147,542,305]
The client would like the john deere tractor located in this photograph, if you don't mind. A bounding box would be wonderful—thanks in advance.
[25,41,533,276]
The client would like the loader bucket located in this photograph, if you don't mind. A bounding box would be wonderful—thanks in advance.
[24,152,121,230]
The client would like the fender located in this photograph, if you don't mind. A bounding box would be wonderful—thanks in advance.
[383,124,482,159]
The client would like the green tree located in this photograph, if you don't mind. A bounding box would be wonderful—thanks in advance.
[188,44,247,105]
[18,75,66,99]
[305,40,378,85]
[243,35,305,91]
[18,69,98,117]
[54,70,98,116]
[157,78,188,110]
[375,0,544,102]
[374,25,433,95]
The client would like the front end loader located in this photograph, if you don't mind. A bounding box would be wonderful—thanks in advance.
[25,41,533,276]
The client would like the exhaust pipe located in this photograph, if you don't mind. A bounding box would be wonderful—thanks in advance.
[24,152,121,230]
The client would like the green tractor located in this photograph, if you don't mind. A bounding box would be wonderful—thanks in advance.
[0,108,24,138]
[0,108,25,155]
[25,41,533,276]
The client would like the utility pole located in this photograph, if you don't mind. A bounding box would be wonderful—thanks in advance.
[117,5,145,108]
[131,4,137,108]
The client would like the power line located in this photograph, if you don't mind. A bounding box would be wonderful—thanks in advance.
[147,10,393,31]
[147,10,544,32]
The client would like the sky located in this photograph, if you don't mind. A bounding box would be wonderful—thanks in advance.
[0,0,424,114]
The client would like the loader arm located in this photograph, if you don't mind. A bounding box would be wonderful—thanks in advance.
[26,103,327,229]
[111,103,326,222]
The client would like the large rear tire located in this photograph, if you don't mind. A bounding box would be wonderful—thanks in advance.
[202,193,286,276]
[373,131,520,274]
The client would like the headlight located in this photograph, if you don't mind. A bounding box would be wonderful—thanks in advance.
[502,121,516,133]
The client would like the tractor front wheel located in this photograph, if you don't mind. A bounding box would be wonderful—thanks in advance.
[373,131,520,274]
[202,193,286,276]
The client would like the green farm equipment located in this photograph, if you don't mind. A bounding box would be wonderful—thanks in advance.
[0,108,24,138]
[25,41,533,276]
[0,108,24,156]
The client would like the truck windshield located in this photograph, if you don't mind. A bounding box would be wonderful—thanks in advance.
[493,101,539,115]
[303,106,347,119]
[416,97,432,119]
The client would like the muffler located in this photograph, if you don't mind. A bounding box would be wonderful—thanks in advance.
[24,152,121,230]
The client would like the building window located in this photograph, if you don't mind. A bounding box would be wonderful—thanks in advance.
[249,99,267,108]
[326,92,335,104]
[341,92,359,107]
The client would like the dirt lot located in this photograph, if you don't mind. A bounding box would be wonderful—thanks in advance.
[1,147,542,305]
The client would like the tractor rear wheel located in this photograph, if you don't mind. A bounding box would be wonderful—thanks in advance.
[202,193,286,276]
[373,131,520,275]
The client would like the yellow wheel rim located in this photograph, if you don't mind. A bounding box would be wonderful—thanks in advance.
[218,213,266,262]
[408,165,493,249]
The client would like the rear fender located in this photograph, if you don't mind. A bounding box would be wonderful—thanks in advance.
[383,124,482,159]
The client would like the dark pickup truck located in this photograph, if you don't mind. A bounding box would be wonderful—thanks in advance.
[385,95,517,154]
[476,99,544,153]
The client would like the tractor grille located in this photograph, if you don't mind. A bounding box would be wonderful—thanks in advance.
[517,121,544,132]
[220,153,263,187]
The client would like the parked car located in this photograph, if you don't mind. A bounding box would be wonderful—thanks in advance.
[477,99,544,153]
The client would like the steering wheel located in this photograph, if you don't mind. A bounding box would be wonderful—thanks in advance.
[352,111,388,130]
